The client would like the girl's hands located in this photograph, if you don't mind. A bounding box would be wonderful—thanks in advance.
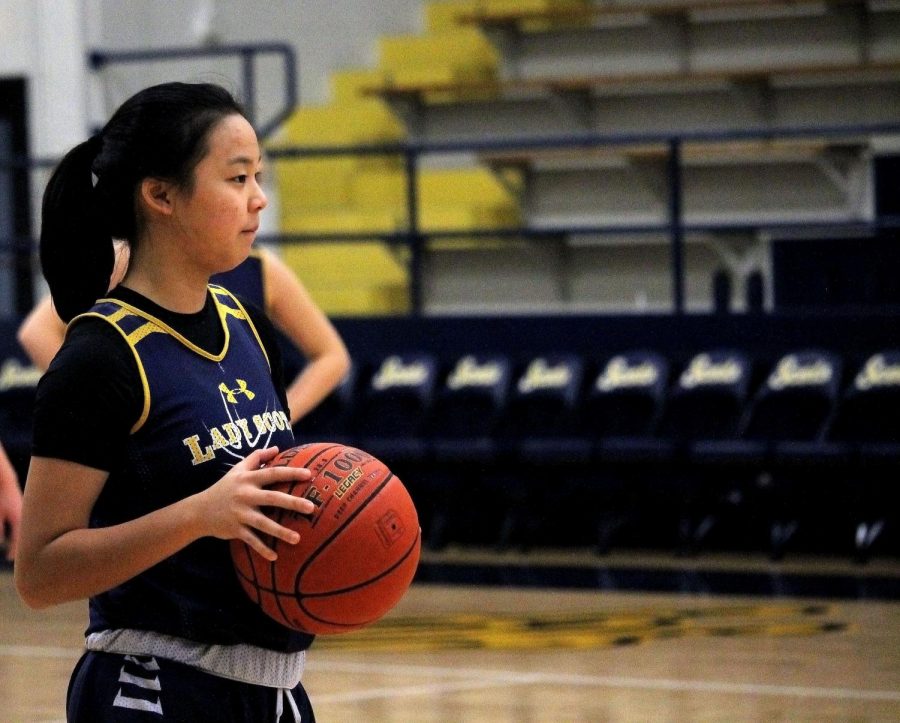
[197,447,314,561]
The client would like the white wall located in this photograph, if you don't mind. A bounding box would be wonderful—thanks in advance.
[87,0,423,121]
[0,0,89,272]
[1,0,424,257]
[1,0,425,178]
[0,0,88,156]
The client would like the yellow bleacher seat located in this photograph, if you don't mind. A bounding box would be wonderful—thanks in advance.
[276,159,356,210]
[271,100,406,232]
[268,5,535,314]
[279,208,401,236]
[419,167,518,213]
[426,0,592,33]
[281,242,410,315]
[270,100,405,147]
[330,68,390,103]
[378,29,500,100]
[379,28,499,72]
[349,166,521,229]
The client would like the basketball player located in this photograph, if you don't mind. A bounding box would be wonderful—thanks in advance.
[17,228,349,428]
[15,83,319,722]
[0,439,21,561]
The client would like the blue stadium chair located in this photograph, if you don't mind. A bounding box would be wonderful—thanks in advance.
[659,350,753,554]
[430,354,512,464]
[826,350,900,561]
[765,350,844,559]
[764,350,844,452]
[354,353,438,464]
[580,351,669,553]
[424,354,512,548]
[699,350,844,558]
[829,351,900,447]
[292,365,357,447]
[662,350,753,442]
[504,353,589,464]
[584,351,670,463]
[353,353,439,536]
[493,354,588,550]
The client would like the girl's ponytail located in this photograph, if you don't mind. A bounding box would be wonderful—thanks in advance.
[40,83,245,322]
[39,135,115,322]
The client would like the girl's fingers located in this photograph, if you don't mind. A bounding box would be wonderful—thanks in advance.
[258,489,316,515]
[239,512,302,561]
[250,511,301,545]
[262,463,313,480]
[238,529,278,562]
[243,446,281,468]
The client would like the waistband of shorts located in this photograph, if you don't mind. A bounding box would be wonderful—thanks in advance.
[84,628,306,688]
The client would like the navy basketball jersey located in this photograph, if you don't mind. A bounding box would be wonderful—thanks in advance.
[212,250,265,308]
[212,250,306,394]
[74,285,311,652]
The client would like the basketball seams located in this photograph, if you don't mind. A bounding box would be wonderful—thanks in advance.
[266,443,346,627]
[232,543,263,605]
[299,527,420,600]
[295,531,421,631]
[245,444,366,624]
[269,442,344,470]
[290,470,394,596]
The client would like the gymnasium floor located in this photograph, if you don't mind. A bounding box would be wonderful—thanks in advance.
[2,548,899,722]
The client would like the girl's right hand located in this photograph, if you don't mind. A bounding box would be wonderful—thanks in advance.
[197,447,315,561]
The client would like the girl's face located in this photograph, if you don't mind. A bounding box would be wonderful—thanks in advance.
[170,113,267,274]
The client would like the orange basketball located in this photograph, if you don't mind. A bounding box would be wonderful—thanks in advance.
[230,443,421,634]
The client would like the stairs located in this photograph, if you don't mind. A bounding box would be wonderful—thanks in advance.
[267,1,594,314]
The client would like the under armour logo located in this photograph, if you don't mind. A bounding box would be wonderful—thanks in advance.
[219,379,255,403]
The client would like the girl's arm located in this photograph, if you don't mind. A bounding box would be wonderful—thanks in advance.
[262,249,351,424]
[18,241,130,372]
[15,446,313,609]
[0,442,22,561]
[16,296,67,372]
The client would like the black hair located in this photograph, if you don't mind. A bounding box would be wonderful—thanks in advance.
[40,82,246,322]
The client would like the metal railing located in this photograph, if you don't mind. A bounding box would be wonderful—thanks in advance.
[263,121,900,314]
[0,42,299,315]
[89,43,298,140]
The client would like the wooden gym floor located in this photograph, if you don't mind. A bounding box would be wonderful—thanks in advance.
[2,549,899,722]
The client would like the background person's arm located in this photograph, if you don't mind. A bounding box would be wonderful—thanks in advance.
[262,249,351,424]
[0,441,22,561]
[16,296,67,372]
[17,240,130,372]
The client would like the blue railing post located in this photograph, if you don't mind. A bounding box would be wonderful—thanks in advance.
[667,137,685,314]
[240,48,257,128]
[404,144,423,316]
[87,43,297,140]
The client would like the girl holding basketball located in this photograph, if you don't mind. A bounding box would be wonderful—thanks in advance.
[16,83,320,722]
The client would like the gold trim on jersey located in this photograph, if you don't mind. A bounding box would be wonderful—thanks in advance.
[73,286,270,434]
[92,297,231,363]
[209,285,271,371]
[74,311,153,434]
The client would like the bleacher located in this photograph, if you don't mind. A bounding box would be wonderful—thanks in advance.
[264,0,900,315]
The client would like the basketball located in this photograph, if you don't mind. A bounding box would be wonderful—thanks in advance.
[230,442,421,634]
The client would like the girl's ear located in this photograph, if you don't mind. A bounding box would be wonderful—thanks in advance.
[139,177,175,216]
